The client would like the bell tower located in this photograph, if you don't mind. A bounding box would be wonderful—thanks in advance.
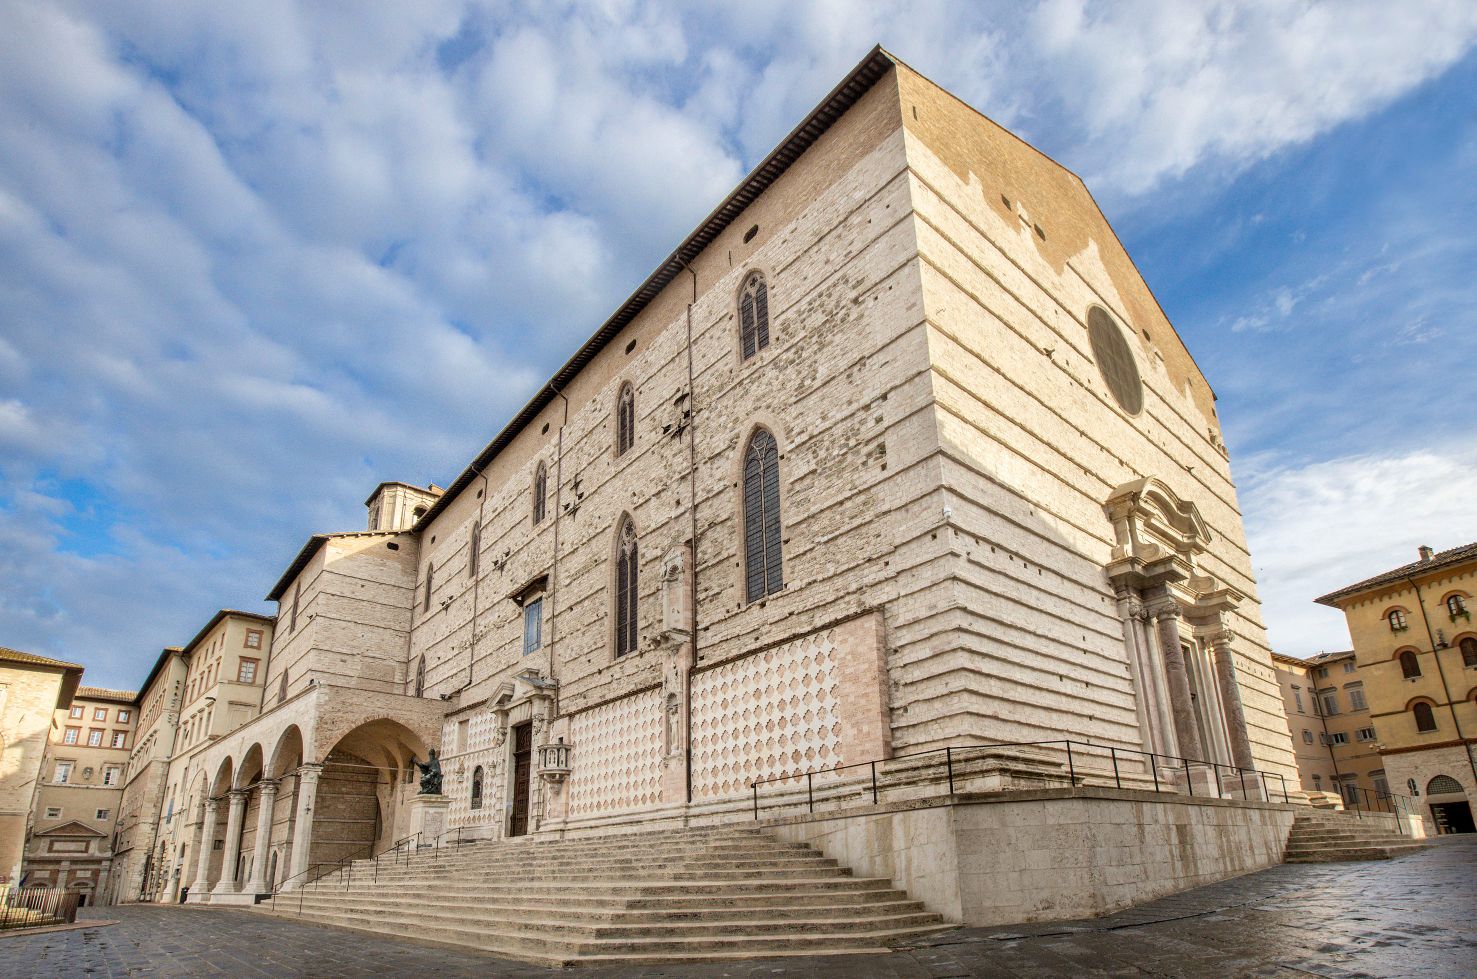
[364,481,444,532]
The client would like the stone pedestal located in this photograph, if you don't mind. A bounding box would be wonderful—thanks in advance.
[408,793,451,843]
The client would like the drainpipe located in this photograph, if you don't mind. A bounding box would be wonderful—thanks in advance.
[1404,574,1477,791]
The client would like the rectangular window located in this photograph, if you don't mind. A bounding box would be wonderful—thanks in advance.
[238,658,259,684]
[55,761,73,783]
[1293,690,1304,713]
[87,729,104,746]
[63,727,80,745]
[1317,666,1328,679]
[523,597,543,655]
[1302,730,1314,744]
[45,807,61,819]
[92,707,108,721]
[70,705,84,719]
[244,629,263,650]
[117,709,130,724]
[1348,686,1367,711]
[1356,727,1376,741]
[102,765,121,786]
[1343,661,1356,674]
[111,731,126,748]
[1329,732,1349,745]
[1320,691,1340,715]
[95,808,110,821]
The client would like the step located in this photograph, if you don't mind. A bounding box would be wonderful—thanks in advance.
[360,852,839,875]
[295,876,899,900]
[281,893,928,923]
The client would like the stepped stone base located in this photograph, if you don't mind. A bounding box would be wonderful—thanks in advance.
[1283,811,1430,863]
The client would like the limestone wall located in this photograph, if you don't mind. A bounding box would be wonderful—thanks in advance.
[0,662,67,883]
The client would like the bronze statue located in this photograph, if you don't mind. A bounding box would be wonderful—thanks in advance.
[412,748,442,795]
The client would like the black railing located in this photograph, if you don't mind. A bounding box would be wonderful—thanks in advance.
[749,739,1298,819]
[0,886,81,931]
[268,825,469,917]
[1338,783,1413,820]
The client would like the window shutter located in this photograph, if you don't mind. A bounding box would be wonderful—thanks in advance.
[740,289,757,360]
[754,278,770,351]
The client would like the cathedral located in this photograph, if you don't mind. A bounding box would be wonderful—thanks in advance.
[130,48,1299,908]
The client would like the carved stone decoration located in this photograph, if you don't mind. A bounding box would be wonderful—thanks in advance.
[1208,624,1256,771]
[1147,595,1204,762]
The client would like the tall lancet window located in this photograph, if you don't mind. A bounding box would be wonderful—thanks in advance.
[532,461,548,525]
[616,383,635,456]
[739,272,770,361]
[743,428,784,602]
[615,517,639,657]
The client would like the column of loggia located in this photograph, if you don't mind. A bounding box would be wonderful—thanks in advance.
[211,789,247,896]
[281,763,322,891]
[244,779,279,894]
[186,797,219,900]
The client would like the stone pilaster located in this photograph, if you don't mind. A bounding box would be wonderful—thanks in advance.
[211,789,247,895]
[1210,628,1256,771]
[186,797,218,901]
[1151,601,1204,761]
[282,764,322,890]
[245,780,278,894]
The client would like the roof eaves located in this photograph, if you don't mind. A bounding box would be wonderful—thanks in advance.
[412,45,899,531]
[1314,542,1477,607]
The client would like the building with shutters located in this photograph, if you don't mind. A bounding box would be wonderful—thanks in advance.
[1316,543,1477,834]
[104,48,1302,906]
[1271,651,1384,806]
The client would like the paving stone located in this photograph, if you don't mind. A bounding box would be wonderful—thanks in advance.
[1,836,1471,977]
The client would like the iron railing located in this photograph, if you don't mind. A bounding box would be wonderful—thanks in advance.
[268,825,469,916]
[0,886,81,931]
[748,739,1302,819]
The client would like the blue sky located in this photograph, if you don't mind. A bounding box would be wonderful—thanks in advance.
[2,1,1475,689]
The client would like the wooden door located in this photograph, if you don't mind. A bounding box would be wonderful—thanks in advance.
[510,722,532,837]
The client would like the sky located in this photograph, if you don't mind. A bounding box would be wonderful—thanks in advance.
[2,1,1475,690]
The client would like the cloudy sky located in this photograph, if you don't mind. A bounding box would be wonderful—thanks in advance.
[2,1,1475,689]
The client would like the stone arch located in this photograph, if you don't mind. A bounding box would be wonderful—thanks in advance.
[234,742,266,789]
[209,756,235,797]
[1428,774,1465,797]
[312,717,433,859]
[268,725,305,780]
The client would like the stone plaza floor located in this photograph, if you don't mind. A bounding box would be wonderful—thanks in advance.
[2,835,1472,978]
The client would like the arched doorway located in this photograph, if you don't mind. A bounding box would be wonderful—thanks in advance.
[1426,774,1474,834]
[307,719,429,868]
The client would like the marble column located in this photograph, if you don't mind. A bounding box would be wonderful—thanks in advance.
[1211,629,1256,771]
[187,797,219,898]
[1152,602,1204,761]
[283,764,322,890]
[244,780,278,894]
[212,789,247,895]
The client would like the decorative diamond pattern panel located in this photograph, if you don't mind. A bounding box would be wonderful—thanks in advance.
[691,629,841,800]
[567,688,662,817]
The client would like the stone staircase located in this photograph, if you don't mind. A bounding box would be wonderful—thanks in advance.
[256,824,951,966]
[1284,810,1429,863]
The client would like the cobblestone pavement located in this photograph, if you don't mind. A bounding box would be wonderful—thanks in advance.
[3,836,1472,978]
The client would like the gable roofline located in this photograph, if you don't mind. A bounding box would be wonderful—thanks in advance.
[1315,541,1477,607]
[412,45,899,532]
[180,609,277,657]
[134,647,184,705]
[0,645,83,673]
[34,819,108,838]
[265,531,404,602]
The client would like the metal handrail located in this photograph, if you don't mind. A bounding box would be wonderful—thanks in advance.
[745,738,1349,819]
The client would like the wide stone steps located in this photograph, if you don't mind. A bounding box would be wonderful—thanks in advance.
[1283,812,1428,863]
[258,824,950,964]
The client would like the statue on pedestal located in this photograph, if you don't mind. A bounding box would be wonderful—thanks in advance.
[412,748,443,795]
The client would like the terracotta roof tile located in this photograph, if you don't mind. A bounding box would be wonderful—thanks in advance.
[1315,542,1477,606]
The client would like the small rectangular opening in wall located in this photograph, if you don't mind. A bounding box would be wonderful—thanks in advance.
[625,339,637,354]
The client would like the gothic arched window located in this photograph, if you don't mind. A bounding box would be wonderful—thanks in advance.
[739,272,770,361]
[414,656,425,697]
[533,461,547,525]
[742,428,783,602]
[1412,701,1437,732]
[470,766,484,810]
[616,383,635,457]
[615,517,638,657]
[1398,649,1421,679]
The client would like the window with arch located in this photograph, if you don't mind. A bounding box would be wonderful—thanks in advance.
[1412,700,1437,732]
[414,656,425,697]
[1398,649,1421,679]
[616,383,635,457]
[532,462,548,525]
[742,428,784,602]
[739,272,770,360]
[470,766,484,810]
[614,517,639,657]
[278,669,289,704]
[1387,608,1408,632]
[1447,594,1469,619]
[1460,636,1477,668]
[1428,774,1463,795]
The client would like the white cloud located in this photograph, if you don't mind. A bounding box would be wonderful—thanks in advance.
[1240,441,1477,657]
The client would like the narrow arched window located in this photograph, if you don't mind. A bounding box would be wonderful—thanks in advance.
[616,383,635,456]
[1398,650,1421,679]
[470,766,484,810]
[739,272,770,360]
[615,517,638,657]
[742,428,783,602]
[414,656,425,697]
[1413,701,1437,732]
[532,462,547,525]
[1459,636,1477,668]
[1387,609,1407,632]
[468,523,480,578]
[1447,595,1467,618]
[278,669,289,704]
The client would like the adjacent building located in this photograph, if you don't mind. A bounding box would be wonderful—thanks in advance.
[0,646,83,885]
[1272,651,1382,806]
[20,687,136,903]
[1316,543,1477,834]
[153,48,1298,906]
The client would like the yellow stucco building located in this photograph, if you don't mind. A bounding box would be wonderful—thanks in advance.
[0,646,83,884]
[1317,543,1477,833]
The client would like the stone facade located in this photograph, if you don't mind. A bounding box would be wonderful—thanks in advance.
[96,50,1300,902]
[22,687,136,903]
[0,646,82,884]
[1317,542,1477,834]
